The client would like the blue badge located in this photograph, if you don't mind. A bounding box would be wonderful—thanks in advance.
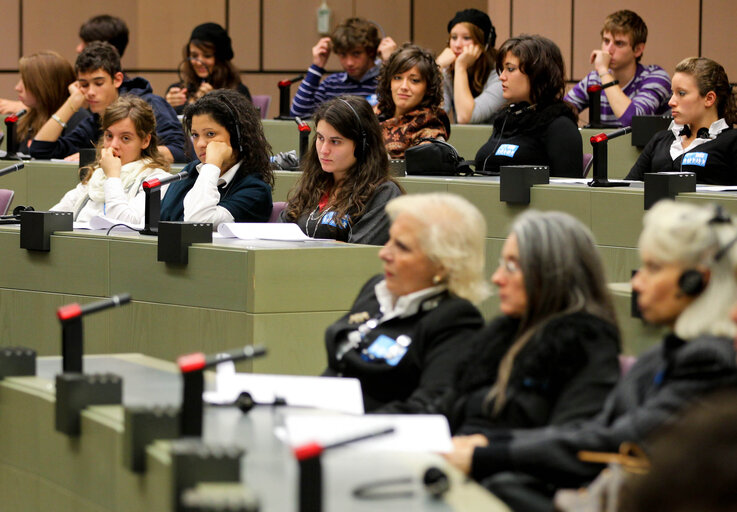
[362,334,408,366]
[495,144,519,158]
[681,152,708,167]
[321,211,350,228]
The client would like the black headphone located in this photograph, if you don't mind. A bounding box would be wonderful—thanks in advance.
[678,206,735,297]
[352,466,450,500]
[220,96,243,155]
[678,125,712,140]
[338,98,367,161]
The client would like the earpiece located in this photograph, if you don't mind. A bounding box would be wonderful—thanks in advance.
[338,98,367,161]
[678,269,707,297]
[219,96,243,155]
[234,391,287,413]
[352,466,450,500]
[423,467,450,499]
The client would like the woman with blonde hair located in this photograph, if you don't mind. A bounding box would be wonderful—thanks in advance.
[13,51,90,153]
[51,95,171,223]
[323,192,487,413]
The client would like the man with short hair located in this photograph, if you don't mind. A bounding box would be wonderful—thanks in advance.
[564,10,671,127]
[77,14,129,57]
[30,42,186,163]
[290,17,385,118]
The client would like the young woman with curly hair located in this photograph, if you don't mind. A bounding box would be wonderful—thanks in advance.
[374,43,450,158]
[280,95,403,245]
[160,89,273,229]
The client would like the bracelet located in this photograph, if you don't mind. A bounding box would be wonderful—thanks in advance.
[601,79,620,89]
[51,114,67,128]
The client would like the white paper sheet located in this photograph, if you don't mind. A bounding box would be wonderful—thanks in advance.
[74,215,143,231]
[281,413,453,453]
[203,362,365,415]
[217,222,315,241]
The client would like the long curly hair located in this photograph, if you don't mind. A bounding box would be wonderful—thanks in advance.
[284,96,399,224]
[183,89,273,187]
[376,43,443,117]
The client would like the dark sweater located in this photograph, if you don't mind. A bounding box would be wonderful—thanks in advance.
[323,274,484,413]
[469,333,737,491]
[166,82,252,115]
[474,102,583,177]
[160,160,272,223]
[626,127,737,184]
[441,313,620,434]
[30,76,187,163]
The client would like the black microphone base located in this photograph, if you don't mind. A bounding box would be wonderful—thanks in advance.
[587,179,630,188]
[139,227,159,236]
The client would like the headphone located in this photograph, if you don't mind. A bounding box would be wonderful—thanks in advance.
[219,96,243,155]
[338,98,367,161]
[352,466,450,500]
[678,206,735,297]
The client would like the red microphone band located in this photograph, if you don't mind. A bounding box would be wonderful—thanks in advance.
[587,84,602,93]
[178,352,207,373]
[294,442,323,461]
[5,115,18,123]
[278,80,292,87]
[590,133,608,144]
[57,303,83,321]
[142,178,161,190]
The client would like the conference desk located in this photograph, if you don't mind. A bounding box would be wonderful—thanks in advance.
[0,353,510,512]
[0,225,382,375]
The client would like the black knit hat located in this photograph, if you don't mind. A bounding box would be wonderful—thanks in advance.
[447,9,496,48]
[189,22,234,61]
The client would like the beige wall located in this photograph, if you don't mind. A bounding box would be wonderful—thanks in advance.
[0,1,734,119]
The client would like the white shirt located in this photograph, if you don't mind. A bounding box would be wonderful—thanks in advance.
[182,161,241,229]
[669,118,730,160]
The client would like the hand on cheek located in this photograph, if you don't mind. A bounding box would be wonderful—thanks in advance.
[205,140,233,169]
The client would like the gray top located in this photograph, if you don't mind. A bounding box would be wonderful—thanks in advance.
[443,69,505,124]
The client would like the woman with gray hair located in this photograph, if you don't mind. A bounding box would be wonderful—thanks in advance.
[439,210,620,435]
[445,200,737,512]
[323,192,488,413]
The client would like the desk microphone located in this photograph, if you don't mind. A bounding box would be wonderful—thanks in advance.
[590,125,632,143]
[0,162,24,177]
[57,293,132,321]
[278,75,304,88]
[142,170,189,191]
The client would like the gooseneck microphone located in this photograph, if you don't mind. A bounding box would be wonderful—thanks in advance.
[0,162,24,177]
[142,170,189,191]
[588,126,632,187]
[4,109,27,159]
[278,75,305,119]
[57,293,132,322]
[590,125,632,144]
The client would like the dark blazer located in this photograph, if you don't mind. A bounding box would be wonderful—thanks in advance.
[324,274,484,413]
[441,313,620,434]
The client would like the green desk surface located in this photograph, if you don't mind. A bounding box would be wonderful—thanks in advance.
[0,354,510,512]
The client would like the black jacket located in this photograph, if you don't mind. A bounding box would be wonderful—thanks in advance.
[323,275,484,413]
[440,313,620,434]
[626,127,737,184]
[469,333,737,489]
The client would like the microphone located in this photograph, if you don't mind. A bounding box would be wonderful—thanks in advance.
[178,345,267,373]
[0,162,24,177]
[142,171,189,191]
[294,426,395,460]
[57,293,132,321]
[590,125,632,144]
[5,109,27,124]
[278,75,304,88]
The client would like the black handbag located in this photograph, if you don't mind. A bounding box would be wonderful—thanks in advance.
[405,138,474,176]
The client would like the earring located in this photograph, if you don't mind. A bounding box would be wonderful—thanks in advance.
[432,275,443,285]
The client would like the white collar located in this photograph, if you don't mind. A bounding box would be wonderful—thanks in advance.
[669,119,729,159]
[374,279,447,321]
[197,160,242,187]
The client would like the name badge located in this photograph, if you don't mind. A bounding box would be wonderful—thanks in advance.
[495,144,519,158]
[681,152,708,167]
[321,211,350,228]
[362,334,408,366]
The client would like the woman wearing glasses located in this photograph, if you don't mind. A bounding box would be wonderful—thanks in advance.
[165,23,252,114]
[438,210,620,434]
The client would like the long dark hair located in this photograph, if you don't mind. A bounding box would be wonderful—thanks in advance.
[284,96,399,223]
[496,35,567,108]
[376,43,443,117]
[183,89,273,187]
[180,40,242,94]
[448,22,496,98]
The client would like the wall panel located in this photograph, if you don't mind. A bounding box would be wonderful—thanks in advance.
[701,0,737,78]
[0,0,20,68]
[511,0,572,78]
[413,0,487,56]
[229,0,261,71]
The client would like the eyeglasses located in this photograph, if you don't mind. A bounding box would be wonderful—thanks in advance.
[498,258,520,274]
